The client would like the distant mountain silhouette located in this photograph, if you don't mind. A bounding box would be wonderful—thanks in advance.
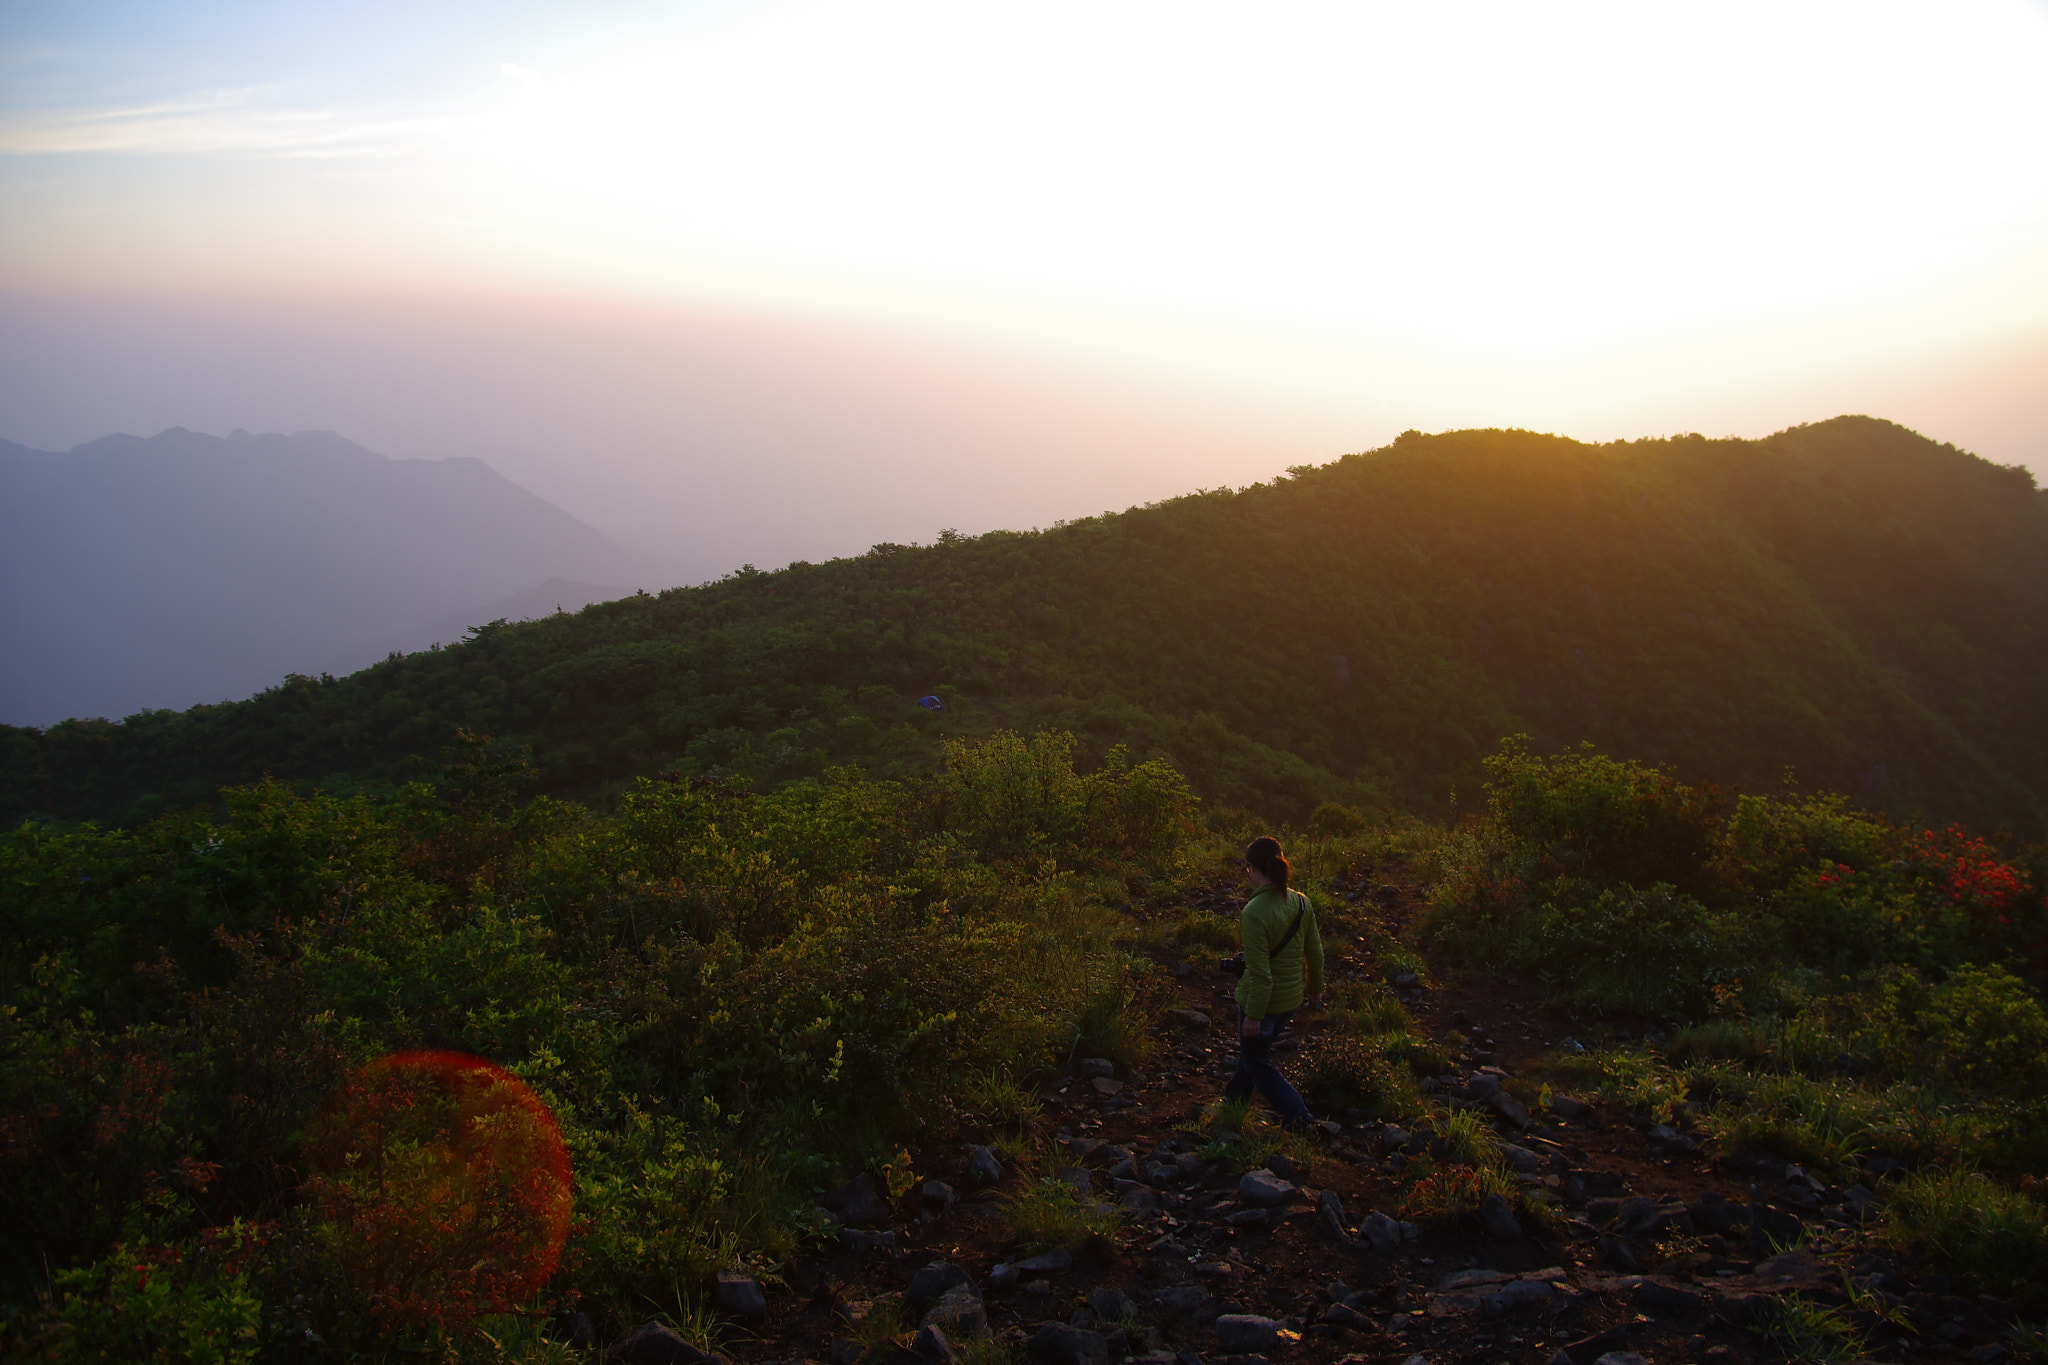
[0,428,671,725]
[326,577,640,676]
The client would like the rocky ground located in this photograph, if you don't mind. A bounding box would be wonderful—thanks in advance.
[601,864,2019,1365]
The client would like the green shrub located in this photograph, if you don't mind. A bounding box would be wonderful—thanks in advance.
[1482,739,1725,892]
[1296,1031,1418,1117]
[1322,979,1411,1036]
[1883,1168,2048,1301]
[1751,1293,1866,1364]
[32,1238,264,1365]
[1524,882,1753,1019]
[1004,1179,1121,1252]
[1850,964,2048,1100]
[1307,803,1370,838]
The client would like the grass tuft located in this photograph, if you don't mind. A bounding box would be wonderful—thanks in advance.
[1751,1293,1866,1364]
[1003,1178,1122,1253]
[1882,1167,2048,1301]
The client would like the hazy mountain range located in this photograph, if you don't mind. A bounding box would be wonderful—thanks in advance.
[0,428,673,726]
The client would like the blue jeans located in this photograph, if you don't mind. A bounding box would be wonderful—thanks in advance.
[1224,1008,1313,1126]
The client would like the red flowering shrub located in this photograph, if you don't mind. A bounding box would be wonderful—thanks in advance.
[301,1051,572,1330]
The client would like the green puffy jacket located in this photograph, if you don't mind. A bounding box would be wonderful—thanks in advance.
[1235,884,1324,1018]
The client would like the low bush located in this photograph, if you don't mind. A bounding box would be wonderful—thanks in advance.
[1296,1031,1418,1118]
[0,731,1187,1355]
[1882,1169,2048,1304]
[1003,1179,1121,1253]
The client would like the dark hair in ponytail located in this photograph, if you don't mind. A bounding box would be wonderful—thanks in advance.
[1246,836,1289,893]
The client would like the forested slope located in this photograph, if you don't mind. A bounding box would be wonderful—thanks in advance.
[6,416,2045,832]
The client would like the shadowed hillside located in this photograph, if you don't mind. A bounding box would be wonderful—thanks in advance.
[5,416,2045,832]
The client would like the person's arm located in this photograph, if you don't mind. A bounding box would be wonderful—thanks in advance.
[1303,892,1325,1000]
[1239,899,1273,1024]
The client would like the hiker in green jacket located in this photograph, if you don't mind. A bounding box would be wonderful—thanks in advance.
[1226,835,1323,1128]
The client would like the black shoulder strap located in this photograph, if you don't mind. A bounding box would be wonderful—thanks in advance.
[1272,892,1308,955]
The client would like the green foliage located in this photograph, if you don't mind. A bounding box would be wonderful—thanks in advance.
[1003,1178,1121,1253]
[1426,739,2046,1022]
[39,1238,264,1365]
[0,732,1189,1354]
[1751,1293,1867,1364]
[1883,1168,2048,1301]
[1295,1030,1417,1118]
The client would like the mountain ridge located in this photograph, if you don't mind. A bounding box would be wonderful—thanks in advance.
[6,415,2045,833]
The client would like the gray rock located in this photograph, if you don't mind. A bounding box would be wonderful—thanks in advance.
[1467,1074,1502,1102]
[969,1146,1005,1184]
[1401,1220,1420,1242]
[607,1322,726,1365]
[1090,1288,1138,1321]
[1016,1249,1075,1273]
[907,1262,970,1308]
[1214,1316,1281,1354]
[1688,1194,1739,1235]
[990,1262,1021,1289]
[1121,1185,1163,1211]
[1079,1058,1118,1078]
[713,1271,766,1318]
[1633,1281,1704,1313]
[1436,1268,1512,1292]
[1614,1198,1691,1236]
[1169,1009,1212,1028]
[1402,1355,1430,1365]
[923,1179,956,1206]
[1479,1192,1523,1240]
[1060,1166,1095,1195]
[1147,1162,1182,1186]
[1483,1280,1552,1316]
[1028,1322,1109,1365]
[1591,1356,1650,1365]
[1238,1170,1296,1208]
[821,1172,892,1226]
[1321,1302,1371,1330]
[1265,1154,1304,1182]
[924,1284,987,1334]
[1493,1089,1533,1128]
[1318,1189,1351,1243]
[843,1227,897,1253]
[917,1325,962,1365]
[1360,1211,1401,1254]
[1549,1096,1591,1119]
[1155,1284,1210,1313]
[1498,1144,1542,1174]
[1225,1208,1272,1227]
[1092,1077,1127,1096]
[1648,1124,1697,1154]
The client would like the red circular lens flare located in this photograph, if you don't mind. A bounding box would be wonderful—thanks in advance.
[304,1050,572,1325]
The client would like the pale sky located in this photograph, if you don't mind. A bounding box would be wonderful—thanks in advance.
[4,0,2046,569]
